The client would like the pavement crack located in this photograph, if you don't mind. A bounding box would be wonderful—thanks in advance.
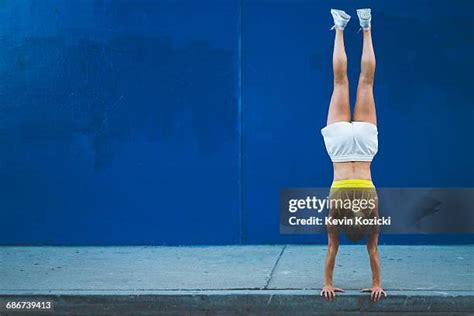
[264,245,286,289]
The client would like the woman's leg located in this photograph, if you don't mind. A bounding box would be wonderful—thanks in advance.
[327,29,350,125]
[353,29,377,125]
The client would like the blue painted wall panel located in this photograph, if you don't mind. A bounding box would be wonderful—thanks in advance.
[0,1,472,245]
[242,0,474,243]
[0,0,241,244]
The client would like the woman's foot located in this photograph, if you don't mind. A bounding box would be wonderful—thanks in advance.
[357,8,372,31]
[330,9,351,31]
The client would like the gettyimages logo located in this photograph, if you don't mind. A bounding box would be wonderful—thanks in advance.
[285,193,390,229]
[288,196,377,213]
[280,187,474,234]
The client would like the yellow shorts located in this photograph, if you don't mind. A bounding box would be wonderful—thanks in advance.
[331,179,375,189]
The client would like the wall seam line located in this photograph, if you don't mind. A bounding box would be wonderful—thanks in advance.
[239,0,247,244]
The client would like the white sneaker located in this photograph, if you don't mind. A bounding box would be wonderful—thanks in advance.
[357,8,371,31]
[330,9,351,31]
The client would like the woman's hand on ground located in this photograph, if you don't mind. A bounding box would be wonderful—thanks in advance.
[360,286,387,302]
[320,285,344,300]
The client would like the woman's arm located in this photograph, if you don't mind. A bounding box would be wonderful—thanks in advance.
[321,233,344,300]
[362,233,387,301]
[324,234,339,286]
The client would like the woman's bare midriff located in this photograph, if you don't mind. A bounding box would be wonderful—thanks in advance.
[333,162,372,181]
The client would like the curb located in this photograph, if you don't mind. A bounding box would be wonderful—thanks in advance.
[1,291,473,315]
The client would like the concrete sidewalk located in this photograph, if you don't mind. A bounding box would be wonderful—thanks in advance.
[1,245,473,314]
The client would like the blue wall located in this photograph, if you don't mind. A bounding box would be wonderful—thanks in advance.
[0,0,472,245]
[0,0,242,245]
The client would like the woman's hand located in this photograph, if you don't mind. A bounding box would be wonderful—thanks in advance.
[320,285,344,300]
[360,286,387,302]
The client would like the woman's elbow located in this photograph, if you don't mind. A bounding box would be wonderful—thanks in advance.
[367,244,378,257]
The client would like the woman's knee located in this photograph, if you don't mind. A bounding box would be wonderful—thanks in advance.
[334,75,349,86]
[358,73,374,86]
